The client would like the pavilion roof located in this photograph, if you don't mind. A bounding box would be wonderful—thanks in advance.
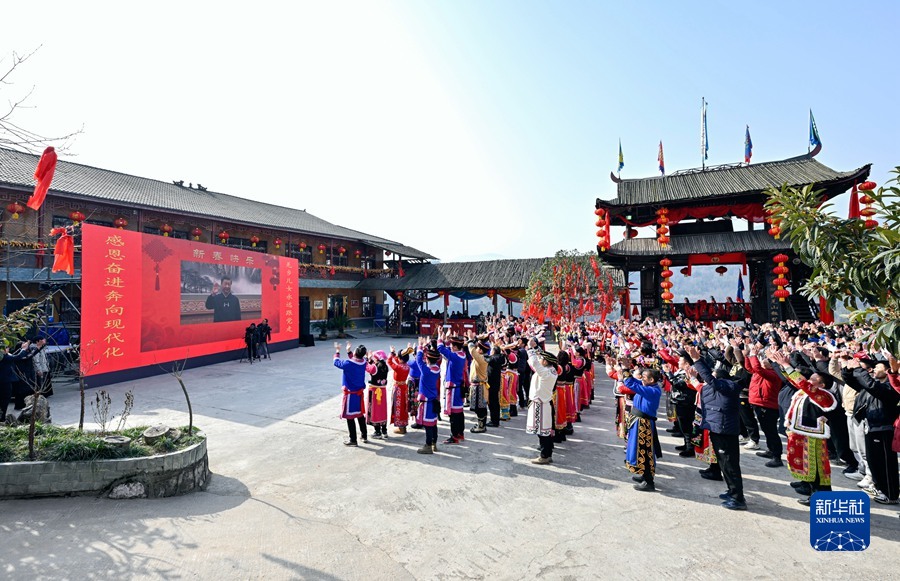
[356,258,626,296]
[597,155,870,210]
[603,229,791,259]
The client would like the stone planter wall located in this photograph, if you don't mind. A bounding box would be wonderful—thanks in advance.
[0,438,209,499]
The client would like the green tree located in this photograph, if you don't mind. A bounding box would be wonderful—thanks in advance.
[764,169,900,352]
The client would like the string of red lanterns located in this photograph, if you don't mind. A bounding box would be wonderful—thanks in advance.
[766,206,782,239]
[595,207,611,252]
[660,257,674,303]
[656,208,670,248]
[773,253,790,302]
[859,181,878,229]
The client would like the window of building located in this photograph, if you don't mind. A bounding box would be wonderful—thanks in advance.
[221,236,267,253]
[287,244,313,263]
[326,250,349,267]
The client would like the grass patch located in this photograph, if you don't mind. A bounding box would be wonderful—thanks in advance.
[0,424,204,463]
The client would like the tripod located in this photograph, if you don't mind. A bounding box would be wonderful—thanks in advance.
[239,340,256,364]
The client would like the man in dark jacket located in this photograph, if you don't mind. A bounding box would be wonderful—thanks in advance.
[686,345,747,511]
[841,358,899,504]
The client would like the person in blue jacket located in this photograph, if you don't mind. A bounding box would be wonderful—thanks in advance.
[686,345,747,511]
[619,364,663,491]
[413,337,442,454]
[334,341,368,446]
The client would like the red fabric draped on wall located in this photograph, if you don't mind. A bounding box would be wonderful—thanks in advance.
[608,203,766,227]
[686,252,748,276]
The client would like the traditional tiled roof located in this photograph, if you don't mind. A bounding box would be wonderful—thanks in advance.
[598,156,870,208]
[0,147,435,260]
[605,229,791,257]
[355,258,625,291]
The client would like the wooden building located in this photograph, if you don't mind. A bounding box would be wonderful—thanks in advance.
[0,147,433,333]
[595,152,870,323]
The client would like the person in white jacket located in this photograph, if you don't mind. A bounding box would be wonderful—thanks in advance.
[525,338,559,465]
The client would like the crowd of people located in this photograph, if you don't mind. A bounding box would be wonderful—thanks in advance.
[331,313,900,513]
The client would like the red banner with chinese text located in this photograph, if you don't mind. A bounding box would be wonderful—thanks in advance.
[81,225,298,376]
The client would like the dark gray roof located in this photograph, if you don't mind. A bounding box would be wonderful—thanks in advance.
[606,229,791,257]
[0,147,435,260]
[599,156,870,207]
[355,258,625,291]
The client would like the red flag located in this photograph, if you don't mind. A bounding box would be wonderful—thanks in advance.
[50,227,74,275]
[848,183,860,220]
[28,146,58,211]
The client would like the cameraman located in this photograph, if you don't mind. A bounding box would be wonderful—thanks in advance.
[257,319,271,360]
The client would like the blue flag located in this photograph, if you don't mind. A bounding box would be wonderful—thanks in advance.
[618,139,624,173]
[744,125,752,164]
[809,109,821,147]
[737,273,745,302]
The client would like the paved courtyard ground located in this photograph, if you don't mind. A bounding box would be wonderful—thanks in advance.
[1,333,898,580]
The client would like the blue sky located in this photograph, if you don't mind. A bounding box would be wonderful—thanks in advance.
[3,1,897,262]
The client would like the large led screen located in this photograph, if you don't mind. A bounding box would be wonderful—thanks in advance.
[81,224,298,376]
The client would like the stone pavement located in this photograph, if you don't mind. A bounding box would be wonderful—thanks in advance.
[1,334,898,580]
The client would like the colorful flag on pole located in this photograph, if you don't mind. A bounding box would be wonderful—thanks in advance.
[744,125,752,164]
[701,97,709,163]
[737,273,745,302]
[658,140,665,175]
[809,109,821,147]
[617,139,624,173]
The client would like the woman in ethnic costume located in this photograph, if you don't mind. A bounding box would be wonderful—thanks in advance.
[333,342,368,446]
[526,339,558,465]
[413,337,442,454]
[769,348,837,504]
[388,345,413,434]
[555,350,575,441]
[366,350,390,439]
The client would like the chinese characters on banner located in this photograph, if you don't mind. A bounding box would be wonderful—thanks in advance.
[82,224,298,378]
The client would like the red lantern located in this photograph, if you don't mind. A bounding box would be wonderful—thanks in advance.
[859,194,875,205]
[773,277,789,287]
[69,210,85,225]
[680,267,690,276]
[299,241,307,250]
[354,249,361,258]
[773,265,789,275]
[250,235,260,247]
[661,291,674,302]
[6,202,25,219]
[660,281,673,289]
[161,223,174,237]
[657,225,669,236]
[594,208,603,215]
[715,266,728,276]
[859,207,876,218]
[660,257,674,303]
[864,219,878,230]
[660,258,672,267]
[773,254,789,264]
[114,217,129,229]
[858,181,876,191]
[774,288,791,302]
[274,237,282,249]
[318,244,326,254]
[661,269,673,279]
[219,230,229,243]
[191,227,202,240]
[773,254,790,301]
[338,246,346,256]
[658,236,670,245]
[768,226,781,238]
[595,219,604,227]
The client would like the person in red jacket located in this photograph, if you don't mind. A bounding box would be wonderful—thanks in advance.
[744,343,784,467]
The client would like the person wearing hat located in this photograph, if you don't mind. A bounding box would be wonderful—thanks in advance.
[485,340,506,428]
[413,337,442,454]
[407,342,423,430]
[333,342,369,447]
[437,333,468,445]
[500,345,519,420]
[365,350,390,439]
[466,331,490,433]
[768,348,838,504]
[388,345,414,434]
[525,338,558,465]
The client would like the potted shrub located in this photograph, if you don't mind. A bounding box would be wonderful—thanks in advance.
[331,314,355,338]
[313,320,329,340]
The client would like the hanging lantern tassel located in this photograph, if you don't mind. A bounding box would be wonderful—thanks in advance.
[660,257,674,304]
[773,253,790,302]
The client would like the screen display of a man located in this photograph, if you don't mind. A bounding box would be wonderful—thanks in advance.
[205,276,242,322]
